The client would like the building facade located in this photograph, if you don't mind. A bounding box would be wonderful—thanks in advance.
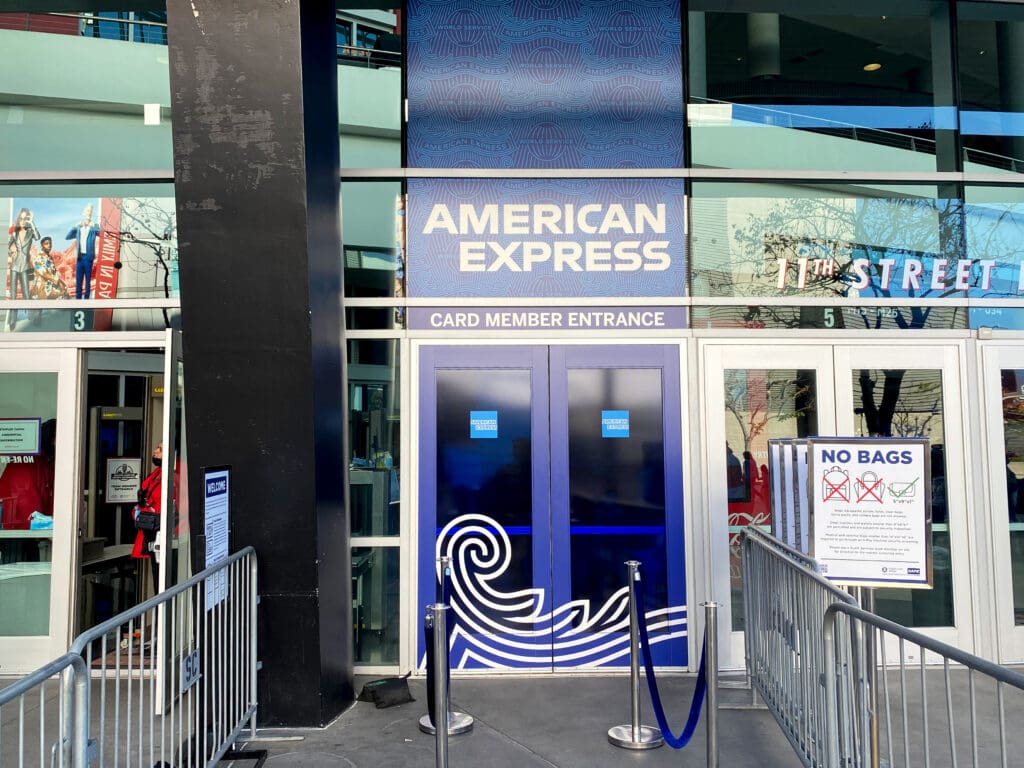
[3,0,1024,727]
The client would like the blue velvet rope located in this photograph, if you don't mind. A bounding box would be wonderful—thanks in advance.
[634,572,707,749]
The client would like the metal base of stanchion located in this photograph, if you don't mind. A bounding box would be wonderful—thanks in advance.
[607,724,664,750]
[418,711,474,736]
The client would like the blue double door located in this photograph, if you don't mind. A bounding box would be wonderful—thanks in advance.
[418,345,687,671]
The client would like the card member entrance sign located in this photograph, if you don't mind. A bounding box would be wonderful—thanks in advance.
[808,438,931,587]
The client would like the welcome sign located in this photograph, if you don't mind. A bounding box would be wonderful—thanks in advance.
[407,178,686,297]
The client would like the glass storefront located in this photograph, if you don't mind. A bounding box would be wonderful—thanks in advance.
[0,372,57,636]
[1,183,179,334]
[348,338,400,665]
[722,368,818,629]
[688,1,955,172]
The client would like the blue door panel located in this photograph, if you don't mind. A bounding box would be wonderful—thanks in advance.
[419,345,686,670]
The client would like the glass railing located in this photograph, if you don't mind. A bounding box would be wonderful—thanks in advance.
[0,12,168,45]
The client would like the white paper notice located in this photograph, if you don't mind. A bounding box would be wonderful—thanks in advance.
[810,439,930,587]
[204,468,230,609]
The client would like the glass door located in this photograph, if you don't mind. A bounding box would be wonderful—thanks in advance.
[702,344,836,668]
[981,343,1024,662]
[834,344,971,653]
[703,341,971,667]
[0,347,79,673]
[417,344,686,670]
[417,345,551,669]
[549,345,686,667]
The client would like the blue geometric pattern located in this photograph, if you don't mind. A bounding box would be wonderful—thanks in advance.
[407,0,683,168]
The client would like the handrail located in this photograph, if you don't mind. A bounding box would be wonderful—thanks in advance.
[69,544,256,654]
[824,602,1024,689]
[742,526,852,597]
[0,654,85,707]
[51,11,168,30]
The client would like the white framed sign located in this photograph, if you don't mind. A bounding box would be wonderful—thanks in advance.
[0,418,40,455]
[808,438,931,587]
[105,458,142,504]
[203,466,230,609]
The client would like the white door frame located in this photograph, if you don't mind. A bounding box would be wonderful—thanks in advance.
[700,341,837,668]
[979,341,1024,662]
[834,342,974,655]
[0,347,81,673]
[0,332,169,674]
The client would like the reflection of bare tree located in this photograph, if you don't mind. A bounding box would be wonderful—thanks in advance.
[105,198,177,327]
[724,371,813,456]
[859,369,941,438]
[723,195,967,330]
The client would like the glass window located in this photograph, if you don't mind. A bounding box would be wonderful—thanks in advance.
[341,182,404,302]
[2,185,179,332]
[999,370,1024,625]
[348,339,400,537]
[352,546,399,664]
[349,337,401,666]
[850,368,952,627]
[964,184,1024,328]
[691,182,970,325]
[338,10,401,165]
[1,9,172,172]
[0,373,58,636]
[723,368,818,629]
[958,2,1024,175]
[689,1,955,172]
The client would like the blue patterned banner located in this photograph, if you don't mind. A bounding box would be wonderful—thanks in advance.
[407,0,683,168]
[407,178,687,297]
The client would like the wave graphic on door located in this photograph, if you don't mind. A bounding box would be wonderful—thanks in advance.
[432,513,688,669]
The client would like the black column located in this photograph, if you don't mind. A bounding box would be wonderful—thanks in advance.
[165,0,351,726]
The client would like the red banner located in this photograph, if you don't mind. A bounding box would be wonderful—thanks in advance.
[92,198,123,331]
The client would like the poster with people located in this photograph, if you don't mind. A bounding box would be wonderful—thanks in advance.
[2,197,178,332]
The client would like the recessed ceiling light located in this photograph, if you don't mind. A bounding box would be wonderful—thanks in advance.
[863,62,883,72]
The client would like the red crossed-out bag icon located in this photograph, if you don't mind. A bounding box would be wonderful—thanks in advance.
[856,471,885,503]
[822,466,849,502]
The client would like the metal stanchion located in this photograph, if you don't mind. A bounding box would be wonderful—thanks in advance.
[608,560,664,750]
[703,602,720,768]
[428,604,450,768]
[420,558,474,736]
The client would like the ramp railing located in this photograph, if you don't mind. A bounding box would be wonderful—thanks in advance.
[824,602,1024,768]
[0,655,88,768]
[0,547,258,768]
[741,527,859,767]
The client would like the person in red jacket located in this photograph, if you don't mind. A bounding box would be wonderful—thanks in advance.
[132,442,164,592]
[0,419,56,531]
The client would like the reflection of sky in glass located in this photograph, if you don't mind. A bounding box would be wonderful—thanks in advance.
[9,198,99,240]
[965,202,1024,298]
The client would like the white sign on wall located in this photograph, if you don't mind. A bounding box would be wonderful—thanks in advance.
[105,458,142,504]
[808,438,931,587]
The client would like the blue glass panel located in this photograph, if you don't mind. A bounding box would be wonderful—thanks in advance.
[407,0,683,168]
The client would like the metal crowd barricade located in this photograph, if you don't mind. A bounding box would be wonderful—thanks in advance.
[0,655,88,768]
[741,527,858,768]
[1,547,258,768]
[824,603,1024,768]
